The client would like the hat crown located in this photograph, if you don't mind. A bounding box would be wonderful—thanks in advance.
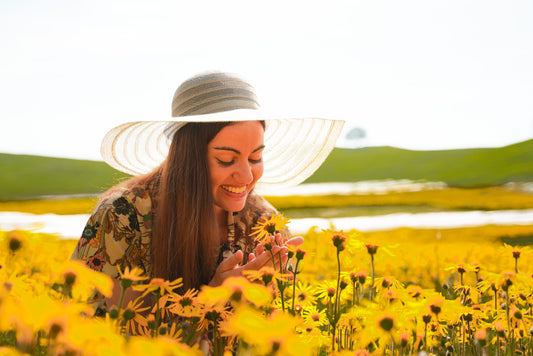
[171,71,260,117]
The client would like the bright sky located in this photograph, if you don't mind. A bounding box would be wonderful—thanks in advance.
[2,0,533,161]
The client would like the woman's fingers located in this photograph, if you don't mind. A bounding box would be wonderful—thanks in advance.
[246,245,288,270]
[208,251,244,287]
[218,250,244,272]
[285,236,304,247]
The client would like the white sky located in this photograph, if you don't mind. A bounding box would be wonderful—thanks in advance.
[1,0,533,161]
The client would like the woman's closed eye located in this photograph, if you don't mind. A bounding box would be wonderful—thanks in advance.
[216,158,234,167]
[216,156,262,167]
[249,156,262,164]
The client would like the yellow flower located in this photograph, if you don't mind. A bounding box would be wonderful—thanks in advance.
[122,298,150,335]
[124,335,202,356]
[58,260,113,300]
[221,305,306,355]
[198,276,272,307]
[289,281,317,307]
[250,213,290,244]
[243,266,288,286]
[302,305,328,326]
[64,316,124,355]
[168,289,205,319]
[118,266,148,287]
[132,277,183,298]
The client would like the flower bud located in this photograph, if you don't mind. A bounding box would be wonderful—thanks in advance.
[400,332,409,347]
[295,248,306,260]
[63,270,77,287]
[512,306,523,320]
[8,232,22,253]
[381,278,392,289]
[146,315,157,329]
[365,244,379,255]
[461,313,473,322]
[340,280,348,290]
[332,234,347,251]
[158,325,168,335]
[457,264,466,274]
[429,304,441,315]
[357,271,367,285]
[108,306,119,319]
[327,287,336,298]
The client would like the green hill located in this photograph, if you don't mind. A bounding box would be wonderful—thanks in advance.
[0,154,131,201]
[1,138,533,200]
[306,138,533,187]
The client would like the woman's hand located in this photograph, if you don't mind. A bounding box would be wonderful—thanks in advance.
[208,235,304,287]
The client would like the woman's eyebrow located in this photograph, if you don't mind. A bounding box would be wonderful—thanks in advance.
[214,144,265,154]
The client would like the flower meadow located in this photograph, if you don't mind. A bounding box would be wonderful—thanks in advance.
[2,217,533,356]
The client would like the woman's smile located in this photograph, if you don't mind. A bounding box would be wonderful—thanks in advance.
[221,185,248,194]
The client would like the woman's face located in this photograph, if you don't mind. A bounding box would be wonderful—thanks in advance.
[207,121,265,213]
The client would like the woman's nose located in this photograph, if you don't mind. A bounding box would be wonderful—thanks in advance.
[233,161,253,183]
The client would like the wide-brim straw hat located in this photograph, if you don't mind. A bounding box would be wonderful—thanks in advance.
[101,71,345,189]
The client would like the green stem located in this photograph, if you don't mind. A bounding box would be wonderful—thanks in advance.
[334,251,341,318]
[277,250,287,312]
[369,255,375,302]
[213,318,218,356]
[352,280,356,307]
[291,260,300,313]
[154,291,161,338]
[185,320,198,345]
[506,292,513,354]
[462,319,466,356]
[424,323,428,353]
[332,250,342,351]
[116,286,126,333]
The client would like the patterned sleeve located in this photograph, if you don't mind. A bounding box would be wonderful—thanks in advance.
[72,188,153,280]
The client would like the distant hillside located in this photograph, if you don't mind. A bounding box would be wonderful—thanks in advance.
[306,138,533,187]
[2,139,533,200]
[0,154,130,201]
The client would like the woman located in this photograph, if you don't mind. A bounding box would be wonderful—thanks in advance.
[72,71,344,309]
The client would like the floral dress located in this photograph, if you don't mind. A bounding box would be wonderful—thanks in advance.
[72,179,287,309]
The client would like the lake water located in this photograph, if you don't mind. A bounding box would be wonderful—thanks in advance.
[2,209,533,239]
[1,181,532,238]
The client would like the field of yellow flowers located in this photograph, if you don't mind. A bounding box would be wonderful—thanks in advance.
[2,218,533,356]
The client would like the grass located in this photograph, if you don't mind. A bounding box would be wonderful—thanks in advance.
[306,138,533,187]
[0,153,130,201]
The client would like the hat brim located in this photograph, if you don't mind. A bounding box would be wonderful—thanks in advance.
[100,109,345,189]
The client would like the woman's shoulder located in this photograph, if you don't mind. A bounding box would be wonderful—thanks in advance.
[96,181,154,216]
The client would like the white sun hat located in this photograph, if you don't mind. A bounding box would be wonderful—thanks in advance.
[100,71,345,189]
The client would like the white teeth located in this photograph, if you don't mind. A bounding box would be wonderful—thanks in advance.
[223,185,246,194]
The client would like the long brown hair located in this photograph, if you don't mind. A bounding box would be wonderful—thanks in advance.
[151,122,232,290]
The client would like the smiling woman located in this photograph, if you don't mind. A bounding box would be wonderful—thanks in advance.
[70,71,344,317]
[208,121,265,215]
